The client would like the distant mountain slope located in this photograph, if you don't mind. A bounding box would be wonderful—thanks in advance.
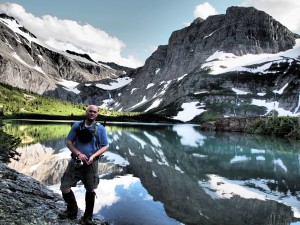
[109,6,300,122]
[0,13,133,103]
[0,7,299,122]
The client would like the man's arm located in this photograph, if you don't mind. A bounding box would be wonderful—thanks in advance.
[66,140,81,157]
[87,144,109,164]
[66,140,89,162]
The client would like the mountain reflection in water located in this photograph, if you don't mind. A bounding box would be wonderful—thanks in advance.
[5,120,300,225]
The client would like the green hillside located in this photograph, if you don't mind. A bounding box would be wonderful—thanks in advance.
[0,83,140,118]
[0,83,86,117]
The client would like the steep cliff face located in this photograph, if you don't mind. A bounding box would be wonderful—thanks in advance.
[119,6,298,85]
[111,6,300,121]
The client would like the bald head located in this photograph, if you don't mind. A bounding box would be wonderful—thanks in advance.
[85,105,99,122]
[86,105,99,113]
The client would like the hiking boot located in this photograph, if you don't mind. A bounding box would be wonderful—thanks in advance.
[58,209,78,220]
[59,190,78,219]
[80,191,96,224]
[79,215,96,225]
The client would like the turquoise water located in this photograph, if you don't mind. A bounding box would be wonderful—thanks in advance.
[4,120,300,225]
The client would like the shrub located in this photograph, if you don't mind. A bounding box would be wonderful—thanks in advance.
[0,119,21,163]
[249,116,300,138]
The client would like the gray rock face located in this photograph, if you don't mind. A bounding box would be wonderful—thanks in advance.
[127,6,298,84]
[0,14,129,99]
[0,162,80,224]
[111,6,300,118]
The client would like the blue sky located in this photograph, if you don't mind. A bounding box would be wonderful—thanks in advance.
[0,0,299,68]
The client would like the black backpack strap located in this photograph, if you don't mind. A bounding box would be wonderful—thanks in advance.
[79,120,85,130]
[94,122,101,149]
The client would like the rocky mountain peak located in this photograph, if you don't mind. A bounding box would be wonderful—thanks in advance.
[0,13,18,23]
[129,6,299,87]
[223,6,299,53]
[190,17,205,25]
[110,6,299,119]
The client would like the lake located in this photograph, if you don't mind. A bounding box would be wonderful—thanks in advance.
[4,119,300,225]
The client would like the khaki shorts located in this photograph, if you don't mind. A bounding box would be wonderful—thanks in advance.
[60,158,99,192]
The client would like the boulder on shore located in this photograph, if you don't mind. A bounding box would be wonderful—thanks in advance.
[0,161,81,224]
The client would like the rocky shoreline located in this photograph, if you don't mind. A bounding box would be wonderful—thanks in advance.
[0,161,107,225]
[200,117,260,132]
[200,116,300,139]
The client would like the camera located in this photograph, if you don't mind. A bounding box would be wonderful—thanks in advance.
[75,159,83,168]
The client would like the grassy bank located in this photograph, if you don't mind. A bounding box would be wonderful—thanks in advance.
[0,82,86,117]
[201,116,300,140]
[249,116,300,140]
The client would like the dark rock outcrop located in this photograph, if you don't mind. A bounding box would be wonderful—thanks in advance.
[201,116,264,132]
[0,162,81,224]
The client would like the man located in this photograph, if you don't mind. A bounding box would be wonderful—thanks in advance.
[59,105,109,224]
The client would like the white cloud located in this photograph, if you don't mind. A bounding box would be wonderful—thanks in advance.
[0,3,143,68]
[193,2,218,19]
[241,0,300,34]
[144,45,158,56]
[183,22,191,27]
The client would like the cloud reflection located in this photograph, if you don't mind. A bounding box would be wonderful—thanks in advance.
[49,175,139,213]
[172,125,206,147]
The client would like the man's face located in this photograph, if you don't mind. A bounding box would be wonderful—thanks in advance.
[86,106,98,121]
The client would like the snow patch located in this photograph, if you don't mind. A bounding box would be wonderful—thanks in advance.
[172,102,206,122]
[128,96,147,110]
[251,99,300,116]
[144,99,162,112]
[131,88,138,94]
[58,79,80,94]
[144,155,153,162]
[95,77,132,90]
[202,39,300,75]
[0,17,40,44]
[273,83,289,94]
[177,74,188,81]
[146,83,155,89]
[232,88,249,95]
[257,92,266,96]
[203,30,218,39]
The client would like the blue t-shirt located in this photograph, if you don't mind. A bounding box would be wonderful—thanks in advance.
[66,121,109,157]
